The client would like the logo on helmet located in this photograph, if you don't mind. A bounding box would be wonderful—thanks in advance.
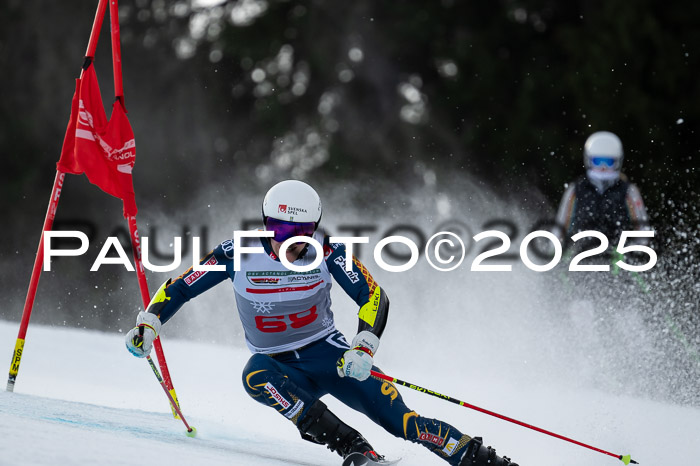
[286,206,308,215]
[278,204,287,213]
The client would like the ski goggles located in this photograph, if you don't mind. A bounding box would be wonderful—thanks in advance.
[590,156,617,167]
[265,217,316,243]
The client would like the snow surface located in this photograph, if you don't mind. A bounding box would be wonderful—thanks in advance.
[1,319,698,466]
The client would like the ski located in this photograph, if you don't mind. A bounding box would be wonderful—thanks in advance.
[341,452,401,466]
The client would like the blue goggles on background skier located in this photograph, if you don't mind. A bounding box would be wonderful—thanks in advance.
[265,217,316,242]
[590,156,617,167]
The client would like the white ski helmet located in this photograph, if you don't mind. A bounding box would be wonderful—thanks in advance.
[583,131,623,171]
[262,180,323,226]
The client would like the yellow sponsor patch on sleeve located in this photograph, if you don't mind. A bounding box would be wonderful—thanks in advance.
[358,286,382,327]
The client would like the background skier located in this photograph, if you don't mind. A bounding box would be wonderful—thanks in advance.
[553,131,651,261]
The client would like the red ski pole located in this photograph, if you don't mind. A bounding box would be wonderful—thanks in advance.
[370,370,638,465]
[126,215,182,418]
[146,354,196,437]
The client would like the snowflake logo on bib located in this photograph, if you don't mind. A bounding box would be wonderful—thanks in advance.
[252,301,274,314]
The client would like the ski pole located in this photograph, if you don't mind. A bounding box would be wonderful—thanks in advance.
[146,355,197,438]
[370,370,637,465]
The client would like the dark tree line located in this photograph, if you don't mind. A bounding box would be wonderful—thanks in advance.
[2,1,698,220]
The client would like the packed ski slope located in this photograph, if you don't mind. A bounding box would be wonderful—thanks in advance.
[1,317,698,466]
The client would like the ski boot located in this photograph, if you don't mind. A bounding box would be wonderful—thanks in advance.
[459,437,518,466]
[298,400,383,462]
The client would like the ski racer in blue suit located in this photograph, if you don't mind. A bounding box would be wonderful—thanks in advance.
[125,180,517,466]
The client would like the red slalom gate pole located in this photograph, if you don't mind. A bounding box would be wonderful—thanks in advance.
[109,1,182,418]
[5,0,109,393]
[371,370,638,465]
[108,0,124,104]
[6,172,65,392]
[86,0,108,59]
